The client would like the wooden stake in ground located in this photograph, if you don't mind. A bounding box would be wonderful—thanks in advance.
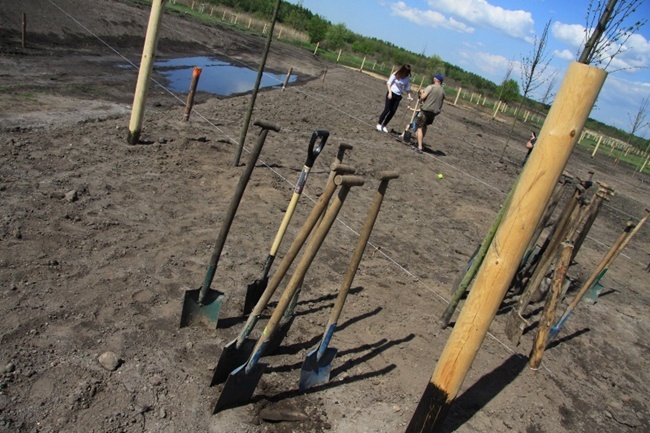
[127,0,167,145]
[232,0,281,166]
[182,67,202,121]
[405,62,606,433]
[529,241,573,369]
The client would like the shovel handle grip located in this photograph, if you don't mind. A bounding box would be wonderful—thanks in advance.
[305,130,329,167]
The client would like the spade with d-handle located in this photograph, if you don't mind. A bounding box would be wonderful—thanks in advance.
[213,175,365,413]
[550,212,646,341]
[179,120,280,329]
[243,130,329,315]
[300,170,399,390]
[211,161,356,386]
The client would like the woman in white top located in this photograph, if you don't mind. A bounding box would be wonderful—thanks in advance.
[376,64,412,133]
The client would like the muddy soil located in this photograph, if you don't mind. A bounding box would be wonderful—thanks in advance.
[1,1,648,432]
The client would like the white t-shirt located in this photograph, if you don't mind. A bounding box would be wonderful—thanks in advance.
[387,73,411,96]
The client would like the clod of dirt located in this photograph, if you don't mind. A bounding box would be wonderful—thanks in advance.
[98,351,121,371]
[259,401,310,422]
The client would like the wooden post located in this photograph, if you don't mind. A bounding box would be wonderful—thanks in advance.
[476,95,481,106]
[359,57,366,71]
[234,14,238,24]
[281,67,293,91]
[591,135,603,157]
[405,62,606,432]
[529,241,573,368]
[127,0,167,145]
[21,13,26,48]
[248,18,252,28]
[232,0,281,166]
[190,0,194,10]
[453,87,461,106]
[182,67,202,121]
[482,96,486,105]
[210,6,214,16]
[222,10,226,20]
[313,41,319,55]
[640,154,649,172]
[492,100,502,119]
[336,48,342,62]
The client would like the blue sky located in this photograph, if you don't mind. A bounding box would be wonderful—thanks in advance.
[285,0,650,138]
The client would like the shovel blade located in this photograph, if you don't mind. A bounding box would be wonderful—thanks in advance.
[179,287,223,329]
[504,309,526,346]
[299,346,338,390]
[211,337,257,386]
[213,361,268,413]
[243,277,268,316]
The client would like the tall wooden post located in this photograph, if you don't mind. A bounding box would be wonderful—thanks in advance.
[405,62,607,432]
[591,135,603,157]
[313,41,319,55]
[492,100,502,119]
[336,48,342,62]
[453,87,461,106]
[359,57,366,72]
[232,0,281,166]
[127,0,167,145]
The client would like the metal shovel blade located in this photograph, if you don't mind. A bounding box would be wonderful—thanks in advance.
[211,337,257,386]
[504,310,526,346]
[243,276,268,316]
[213,361,268,414]
[179,287,223,328]
[299,346,338,390]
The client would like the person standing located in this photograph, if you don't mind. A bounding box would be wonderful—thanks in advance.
[523,131,537,165]
[376,64,412,133]
[414,74,445,154]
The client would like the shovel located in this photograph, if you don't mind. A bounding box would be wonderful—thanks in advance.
[210,161,356,385]
[179,120,280,329]
[550,212,646,341]
[300,170,399,390]
[213,175,365,413]
[265,144,355,354]
[243,130,330,315]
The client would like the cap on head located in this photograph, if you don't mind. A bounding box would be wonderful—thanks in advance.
[434,74,444,83]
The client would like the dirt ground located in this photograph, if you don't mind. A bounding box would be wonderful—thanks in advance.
[1,1,649,432]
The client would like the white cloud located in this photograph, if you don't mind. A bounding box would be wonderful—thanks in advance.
[554,49,575,61]
[552,22,650,72]
[425,0,535,41]
[473,51,510,76]
[390,2,474,33]
[551,22,585,48]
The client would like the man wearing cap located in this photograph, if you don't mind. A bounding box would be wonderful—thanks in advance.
[414,74,445,154]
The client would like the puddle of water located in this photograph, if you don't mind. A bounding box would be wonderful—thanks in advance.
[152,56,296,96]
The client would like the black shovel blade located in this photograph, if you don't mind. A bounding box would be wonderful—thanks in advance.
[179,287,223,328]
[299,346,338,390]
[213,361,268,414]
[265,315,295,355]
[243,276,268,316]
[211,337,257,386]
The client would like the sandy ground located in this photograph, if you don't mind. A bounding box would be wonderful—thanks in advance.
[1,1,649,432]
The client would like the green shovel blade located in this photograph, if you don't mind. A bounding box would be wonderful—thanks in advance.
[179,287,223,328]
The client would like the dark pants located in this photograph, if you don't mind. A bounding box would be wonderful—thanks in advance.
[378,93,402,126]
